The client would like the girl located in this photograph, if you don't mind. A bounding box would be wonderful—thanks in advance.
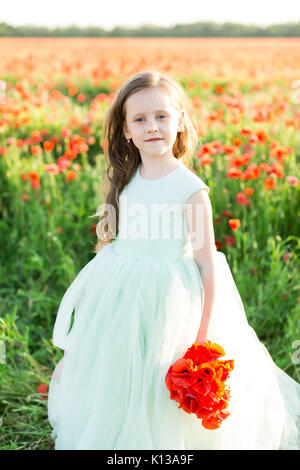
[48,70,300,450]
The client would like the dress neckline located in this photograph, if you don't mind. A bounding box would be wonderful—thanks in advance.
[137,162,183,182]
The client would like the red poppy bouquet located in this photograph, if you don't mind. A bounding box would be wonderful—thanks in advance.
[165,341,234,430]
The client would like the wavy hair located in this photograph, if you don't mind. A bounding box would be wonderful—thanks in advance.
[91,70,200,254]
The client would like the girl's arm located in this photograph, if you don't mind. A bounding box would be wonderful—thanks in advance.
[185,189,218,344]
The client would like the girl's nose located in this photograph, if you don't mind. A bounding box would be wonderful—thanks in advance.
[146,120,159,132]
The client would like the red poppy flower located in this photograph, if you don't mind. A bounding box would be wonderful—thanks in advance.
[165,341,234,430]
[228,219,241,230]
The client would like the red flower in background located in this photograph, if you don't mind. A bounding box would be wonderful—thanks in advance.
[66,170,77,182]
[264,178,275,190]
[223,210,234,218]
[77,93,86,103]
[225,236,235,246]
[37,383,48,400]
[215,240,223,250]
[30,145,42,155]
[43,140,55,152]
[28,172,40,182]
[236,192,250,205]
[227,167,242,179]
[244,187,254,196]
[228,219,241,230]
[68,86,78,96]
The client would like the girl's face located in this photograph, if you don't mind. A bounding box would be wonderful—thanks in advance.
[123,86,184,161]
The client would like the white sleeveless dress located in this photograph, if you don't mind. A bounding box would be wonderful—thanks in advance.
[48,162,300,450]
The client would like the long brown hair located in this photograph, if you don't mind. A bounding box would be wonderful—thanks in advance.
[91,70,200,254]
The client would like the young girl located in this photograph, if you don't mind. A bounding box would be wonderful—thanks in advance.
[48,70,300,450]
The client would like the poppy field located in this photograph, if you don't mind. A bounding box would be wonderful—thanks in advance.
[0,37,299,449]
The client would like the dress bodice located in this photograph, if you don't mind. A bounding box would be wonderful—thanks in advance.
[112,162,209,262]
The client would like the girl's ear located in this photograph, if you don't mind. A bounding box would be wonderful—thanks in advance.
[123,122,130,140]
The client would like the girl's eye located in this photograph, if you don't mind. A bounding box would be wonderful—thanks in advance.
[135,115,166,122]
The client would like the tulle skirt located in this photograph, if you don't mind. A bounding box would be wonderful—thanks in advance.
[48,244,300,450]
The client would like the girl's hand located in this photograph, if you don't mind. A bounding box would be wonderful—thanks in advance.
[194,331,208,345]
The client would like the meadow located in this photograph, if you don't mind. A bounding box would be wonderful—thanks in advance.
[0,37,299,450]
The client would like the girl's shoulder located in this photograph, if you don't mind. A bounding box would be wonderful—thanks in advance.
[174,164,210,203]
